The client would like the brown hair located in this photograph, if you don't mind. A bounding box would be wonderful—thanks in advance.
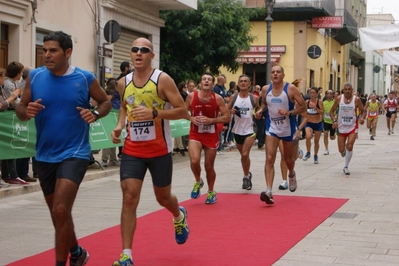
[291,78,302,87]
[6,61,24,79]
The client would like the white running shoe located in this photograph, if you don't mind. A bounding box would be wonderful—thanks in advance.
[324,150,329,155]
[0,179,10,188]
[343,167,350,175]
[298,148,304,160]
[278,180,288,190]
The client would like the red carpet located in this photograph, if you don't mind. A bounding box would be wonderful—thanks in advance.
[8,193,347,266]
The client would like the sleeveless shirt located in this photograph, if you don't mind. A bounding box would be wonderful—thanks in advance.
[189,91,219,142]
[265,83,296,137]
[337,95,357,133]
[367,100,379,118]
[232,94,255,135]
[122,69,172,158]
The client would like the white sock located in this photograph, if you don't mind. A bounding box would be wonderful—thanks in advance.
[123,249,132,258]
[173,211,183,222]
[344,150,353,168]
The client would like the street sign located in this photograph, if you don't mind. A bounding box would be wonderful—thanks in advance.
[98,46,113,58]
[104,20,121,43]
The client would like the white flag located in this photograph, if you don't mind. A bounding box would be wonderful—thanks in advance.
[383,51,399,66]
[359,24,399,51]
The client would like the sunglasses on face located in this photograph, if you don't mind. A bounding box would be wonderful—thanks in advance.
[131,46,152,54]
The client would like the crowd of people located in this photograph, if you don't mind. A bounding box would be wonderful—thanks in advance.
[2,32,399,266]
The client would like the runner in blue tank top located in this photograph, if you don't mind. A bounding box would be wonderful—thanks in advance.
[256,65,306,205]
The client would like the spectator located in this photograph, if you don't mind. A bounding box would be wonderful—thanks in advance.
[186,79,197,93]
[174,82,188,155]
[102,78,121,167]
[116,61,132,158]
[116,61,132,80]
[16,67,37,182]
[253,84,261,97]
[0,67,21,187]
[1,62,28,185]
[3,61,23,109]
[224,81,237,147]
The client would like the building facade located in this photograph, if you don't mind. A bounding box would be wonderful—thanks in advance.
[0,0,197,86]
[366,13,397,96]
[222,0,365,95]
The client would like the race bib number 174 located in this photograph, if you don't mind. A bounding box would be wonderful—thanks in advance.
[129,120,156,141]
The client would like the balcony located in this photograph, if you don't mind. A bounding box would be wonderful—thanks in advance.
[102,0,197,11]
[145,0,197,10]
[246,0,335,21]
[333,10,358,45]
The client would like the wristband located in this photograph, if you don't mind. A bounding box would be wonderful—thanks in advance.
[91,110,100,121]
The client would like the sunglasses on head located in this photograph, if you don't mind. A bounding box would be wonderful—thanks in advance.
[131,46,152,54]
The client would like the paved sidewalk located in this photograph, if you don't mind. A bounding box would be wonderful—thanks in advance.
[1,118,399,265]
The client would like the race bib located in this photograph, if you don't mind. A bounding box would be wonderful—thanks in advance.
[341,116,353,125]
[129,120,156,141]
[271,116,288,128]
[239,107,252,119]
[198,123,215,134]
[324,113,331,119]
[369,111,377,117]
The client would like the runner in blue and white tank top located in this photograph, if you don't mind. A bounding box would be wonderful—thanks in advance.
[265,82,296,140]
[256,65,306,205]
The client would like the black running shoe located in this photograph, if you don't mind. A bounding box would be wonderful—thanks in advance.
[260,191,274,205]
[70,247,89,266]
[242,172,252,190]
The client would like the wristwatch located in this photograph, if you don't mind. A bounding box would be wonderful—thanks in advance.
[152,109,158,119]
[91,110,100,121]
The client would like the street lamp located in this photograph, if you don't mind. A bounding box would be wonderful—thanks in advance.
[265,0,275,84]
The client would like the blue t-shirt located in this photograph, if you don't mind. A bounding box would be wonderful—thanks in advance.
[212,84,227,99]
[30,66,94,162]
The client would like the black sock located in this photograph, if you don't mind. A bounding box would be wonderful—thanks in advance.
[70,244,81,257]
[56,260,66,266]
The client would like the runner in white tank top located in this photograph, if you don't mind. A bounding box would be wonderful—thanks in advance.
[329,82,365,177]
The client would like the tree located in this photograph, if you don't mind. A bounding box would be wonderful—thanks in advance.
[160,0,264,83]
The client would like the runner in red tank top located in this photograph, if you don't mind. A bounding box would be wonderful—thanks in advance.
[185,73,230,204]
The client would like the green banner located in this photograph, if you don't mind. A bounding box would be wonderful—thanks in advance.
[0,110,190,160]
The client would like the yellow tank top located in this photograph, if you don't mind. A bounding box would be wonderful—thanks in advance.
[367,101,379,118]
[122,69,172,158]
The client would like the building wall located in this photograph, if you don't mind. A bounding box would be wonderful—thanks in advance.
[0,0,195,81]
[222,20,344,95]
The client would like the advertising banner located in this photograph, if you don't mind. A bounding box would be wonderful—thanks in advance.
[0,110,190,160]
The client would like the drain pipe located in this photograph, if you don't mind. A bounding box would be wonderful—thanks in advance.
[95,0,101,82]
